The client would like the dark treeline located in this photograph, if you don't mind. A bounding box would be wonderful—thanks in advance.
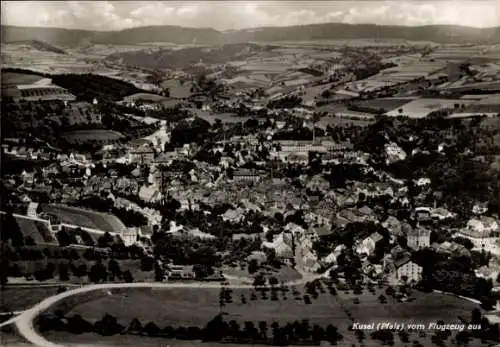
[36,312,345,346]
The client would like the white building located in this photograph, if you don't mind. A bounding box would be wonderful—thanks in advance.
[121,228,139,246]
[407,228,431,250]
[394,260,423,283]
[356,232,384,256]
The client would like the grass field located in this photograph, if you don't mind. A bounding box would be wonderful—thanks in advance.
[1,71,44,86]
[39,284,489,347]
[318,115,375,128]
[222,265,302,283]
[40,204,126,233]
[14,330,493,347]
[61,285,480,332]
[14,217,57,245]
[352,98,417,113]
[61,130,124,143]
[386,98,476,118]
[2,260,153,311]
[0,286,61,312]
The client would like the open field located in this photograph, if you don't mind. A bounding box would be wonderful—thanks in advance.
[0,286,60,312]
[14,217,57,244]
[318,115,375,128]
[1,260,154,311]
[222,265,302,283]
[39,204,126,233]
[195,111,266,125]
[121,93,167,103]
[60,286,480,332]
[1,71,44,86]
[161,79,192,99]
[61,130,125,143]
[352,98,417,113]
[0,331,485,347]
[386,98,477,118]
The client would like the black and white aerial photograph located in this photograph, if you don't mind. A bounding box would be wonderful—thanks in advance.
[1,1,500,346]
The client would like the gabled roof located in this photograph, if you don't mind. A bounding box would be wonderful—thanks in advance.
[368,231,384,243]
[393,255,412,268]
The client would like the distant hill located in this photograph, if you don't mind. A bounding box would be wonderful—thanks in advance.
[8,40,67,54]
[106,43,271,69]
[1,26,96,47]
[2,23,500,47]
[91,25,222,45]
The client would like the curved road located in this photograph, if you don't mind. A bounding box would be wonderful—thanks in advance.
[1,272,327,347]
[1,282,259,347]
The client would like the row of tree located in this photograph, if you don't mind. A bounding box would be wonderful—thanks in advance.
[36,313,344,345]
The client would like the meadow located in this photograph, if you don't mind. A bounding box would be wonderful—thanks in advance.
[1,71,44,86]
[60,285,480,332]
[14,217,57,245]
[385,98,477,118]
[61,130,125,143]
[39,204,126,233]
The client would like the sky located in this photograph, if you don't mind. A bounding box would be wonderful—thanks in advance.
[2,1,499,31]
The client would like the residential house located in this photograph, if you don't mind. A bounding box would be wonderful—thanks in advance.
[121,227,139,246]
[232,169,264,183]
[382,216,405,237]
[414,207,433,224]
[430,208,455,221]
[21,170,35,185]
[385,255,422,284]
[356,232,384,256]
[433,241,470,257]
[334,206,377,228]
[323,245,346,265]
[130,145,155,164]
[166,265,195,280]
[455,216,500,251]
[262,232,294,265]
[222,208,245,223]
[472,202,488,215]
[407,228,431,250]
[42,164,61,177]
[393,258,422,284]
[27,202,39,218]
[138,184,163,203]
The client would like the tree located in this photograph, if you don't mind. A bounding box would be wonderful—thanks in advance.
[1,212,24,247]
[303,295,312,304]
[385,286,395,297]
[325,324,341,344]
[126,318,143,335]
[248,259,259,274]
[94,313,124,336]
[143,322,161,336]
[71,262,87,278]
[89,262,107,283]
[56,228,75,247]
[97,232,114,249]
[108,259,122,280]
[258,321,268,340]
[253,274,266,288]
[66,314,94,334]
[24,236,36,246]
[140,256,154,271]
[269,276,279,287]
[311,112,322,143]
[154,264,164,282]
[203,314,228,341]
[122,269,134,283]
[58,263,70,281]
[312,324,325,344]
